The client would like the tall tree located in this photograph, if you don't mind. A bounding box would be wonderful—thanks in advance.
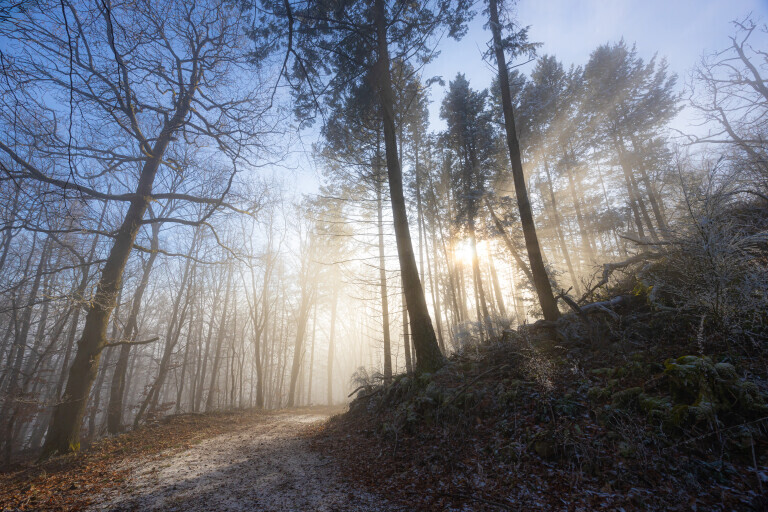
[486,0,559,321]
[440,73,495,339]
[251,0,471,372]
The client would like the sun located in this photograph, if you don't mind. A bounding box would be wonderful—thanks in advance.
[454,239,474,266]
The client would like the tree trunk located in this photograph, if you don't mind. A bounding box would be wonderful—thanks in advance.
[374,0,443,372]
[488,0,559,322]
[134,236,196,425]
[205,268,233,412]
[42,97,189,455]
[286,277,315,407]
[543,161,581,296]
[327,285,338,405]
[488,251,507,320]
[106,223,161,433]
[376,174,393,382]
[402,290,412,373]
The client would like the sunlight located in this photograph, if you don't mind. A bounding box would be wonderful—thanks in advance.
[454,239,486,266]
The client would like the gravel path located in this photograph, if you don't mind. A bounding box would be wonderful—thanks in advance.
[90,409,396,512]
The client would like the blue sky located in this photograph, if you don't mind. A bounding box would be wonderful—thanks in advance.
[424,0,768,131]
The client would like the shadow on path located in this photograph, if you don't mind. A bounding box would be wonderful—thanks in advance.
[92,408,396,512]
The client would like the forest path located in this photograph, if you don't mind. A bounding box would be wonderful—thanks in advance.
[91,407,395,512]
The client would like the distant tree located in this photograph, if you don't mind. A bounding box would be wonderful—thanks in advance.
[582,40,680,241]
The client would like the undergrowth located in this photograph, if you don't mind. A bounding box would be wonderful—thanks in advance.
[316,295,768,511]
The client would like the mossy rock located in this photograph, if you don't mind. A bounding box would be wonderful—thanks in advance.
[664,355,768,427]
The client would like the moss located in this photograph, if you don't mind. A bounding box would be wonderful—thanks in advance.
[638,394,672,417]
[663,355,768,428]
[588,386,611,402]
[714,362,737,380]
[591,367,615,377]
[611,387,643,409]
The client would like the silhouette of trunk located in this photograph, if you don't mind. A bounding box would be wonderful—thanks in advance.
[2,237,50,464]
[327,285,338,405]
[374,0,443,372]
[425,217,445,353]
[306,304,316,404]
[56,203,109,401]
[134,235,197,425]
[469,219,493,339]
[485,198,534,287]
[402,290,412,374]
[563,152,596,262]
[42,87,194,456]
[488,0,559,321]
[488,252,507,320]
[106,222,160,434]
[615,142,658,241]
[376,173,393,382]
[542,161,581,296]
[286,272,315,407]
[205,268,233,412]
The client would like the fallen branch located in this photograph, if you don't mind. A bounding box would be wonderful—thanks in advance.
[619,233,672,246]
[579,253,664,304]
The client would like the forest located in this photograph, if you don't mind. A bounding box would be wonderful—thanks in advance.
[0,0,767,510]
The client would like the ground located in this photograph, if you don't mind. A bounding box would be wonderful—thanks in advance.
[0,407,398,512]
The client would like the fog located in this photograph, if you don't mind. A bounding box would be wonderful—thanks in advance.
[0,0,765,462]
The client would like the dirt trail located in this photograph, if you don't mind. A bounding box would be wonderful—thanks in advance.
[90,408,396,512]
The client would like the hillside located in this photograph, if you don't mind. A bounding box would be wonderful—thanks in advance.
[315,291,768,511]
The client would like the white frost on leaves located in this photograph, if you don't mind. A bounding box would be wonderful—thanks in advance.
[91,411,396,512]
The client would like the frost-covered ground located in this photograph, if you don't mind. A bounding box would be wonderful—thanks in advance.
[92,409,396,512]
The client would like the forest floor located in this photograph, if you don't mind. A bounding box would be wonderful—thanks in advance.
[313,295,768,511]
[0,406,398,512]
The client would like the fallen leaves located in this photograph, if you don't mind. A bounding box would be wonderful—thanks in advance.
[0,409,274,511]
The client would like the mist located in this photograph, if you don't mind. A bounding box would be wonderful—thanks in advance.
[0,3,766,498]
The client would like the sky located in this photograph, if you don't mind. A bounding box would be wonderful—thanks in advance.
[424,0,768,131]
[289,0,768,196]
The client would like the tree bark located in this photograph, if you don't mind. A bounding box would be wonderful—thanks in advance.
[374,0,443,372]
[376,173,393,381]
[488,0,559,321]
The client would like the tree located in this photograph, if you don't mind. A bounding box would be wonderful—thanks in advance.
[440,73,495,339]
[486,0,560,321]
[689,16,768,184]
[582,40,679,241]
[250,0,472,372]
[0,0,268,455]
